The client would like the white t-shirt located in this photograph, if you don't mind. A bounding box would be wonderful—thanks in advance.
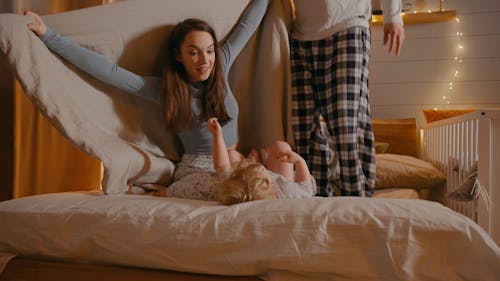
[291,0,403,41]
[267,170,317,199]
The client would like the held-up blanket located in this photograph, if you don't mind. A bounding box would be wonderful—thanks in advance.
[0,0,293,194]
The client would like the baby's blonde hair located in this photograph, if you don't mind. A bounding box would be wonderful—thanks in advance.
[218,160,276,205]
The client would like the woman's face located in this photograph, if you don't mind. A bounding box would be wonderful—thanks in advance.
[176,30,215,83]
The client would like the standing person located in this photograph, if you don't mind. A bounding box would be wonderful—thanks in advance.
[290,0,405,197]
[25,0,271,198]
[207,118,316,205]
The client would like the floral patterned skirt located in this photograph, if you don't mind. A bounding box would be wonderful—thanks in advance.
[166,154,219,201]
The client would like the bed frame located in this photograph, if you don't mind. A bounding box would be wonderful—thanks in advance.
[372,117,418,157]
[420,109,500,245]
[0,258,261,281]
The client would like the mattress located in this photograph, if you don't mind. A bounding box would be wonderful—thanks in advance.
[1,191,499,280]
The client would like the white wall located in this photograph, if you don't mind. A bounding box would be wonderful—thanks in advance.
[370,0,500,126]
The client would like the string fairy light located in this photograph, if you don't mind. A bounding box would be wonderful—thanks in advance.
[435,4,463,110]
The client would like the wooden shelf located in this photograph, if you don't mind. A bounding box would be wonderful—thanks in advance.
[371,10,457,25]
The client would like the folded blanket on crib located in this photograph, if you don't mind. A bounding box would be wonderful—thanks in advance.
[0,0,293,194]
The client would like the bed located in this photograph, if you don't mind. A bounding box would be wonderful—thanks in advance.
[0,120,475,280]
[0,119,494,281]
[0,0,499,280]
[1,190,499,281]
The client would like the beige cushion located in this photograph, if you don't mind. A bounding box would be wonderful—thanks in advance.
[374,142,390,154]
[375,154,446,189]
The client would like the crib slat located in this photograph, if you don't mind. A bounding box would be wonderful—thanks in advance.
[420,111,491,227]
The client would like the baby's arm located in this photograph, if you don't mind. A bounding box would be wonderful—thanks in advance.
[207,118,231,175]
[276,150,310,184]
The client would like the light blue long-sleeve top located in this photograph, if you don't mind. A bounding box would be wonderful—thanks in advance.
[39,0,270,155]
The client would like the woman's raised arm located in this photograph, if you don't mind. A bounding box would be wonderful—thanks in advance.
[25,11,160,103]
[219,0,271,74]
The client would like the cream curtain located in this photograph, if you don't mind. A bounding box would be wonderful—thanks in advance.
[11,0,105,198]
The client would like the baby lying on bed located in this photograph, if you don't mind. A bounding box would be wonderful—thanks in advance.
[156,118,316,204]
[208,118,316,205]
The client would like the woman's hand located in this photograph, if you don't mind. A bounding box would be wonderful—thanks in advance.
[25,11,47,36]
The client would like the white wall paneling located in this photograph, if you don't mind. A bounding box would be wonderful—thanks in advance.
[370,0,500,126]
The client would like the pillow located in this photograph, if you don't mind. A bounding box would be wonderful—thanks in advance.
[375,154,446,189]
[375,142,390,154]
[423,109,475,123]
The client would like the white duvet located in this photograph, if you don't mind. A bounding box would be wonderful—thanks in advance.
[0,192,498,281]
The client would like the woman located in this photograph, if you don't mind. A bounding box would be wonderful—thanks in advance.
[26,0,271,198]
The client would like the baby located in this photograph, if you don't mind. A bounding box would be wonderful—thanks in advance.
[207,118,316,205]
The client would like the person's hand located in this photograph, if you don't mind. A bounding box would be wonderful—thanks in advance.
[276,150,302,165]
[247,148,260,162]
[25,11,47,36]
[207,118,222,136]
[383,22,404,56]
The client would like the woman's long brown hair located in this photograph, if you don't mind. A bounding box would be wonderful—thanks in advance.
[163,18,231,132]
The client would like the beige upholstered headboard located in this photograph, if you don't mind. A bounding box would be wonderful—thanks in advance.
[372,118,418,157]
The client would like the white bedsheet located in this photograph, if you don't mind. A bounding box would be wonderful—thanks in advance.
[0,192,499,280]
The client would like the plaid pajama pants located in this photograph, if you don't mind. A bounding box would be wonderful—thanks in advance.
[291,26,375,197]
